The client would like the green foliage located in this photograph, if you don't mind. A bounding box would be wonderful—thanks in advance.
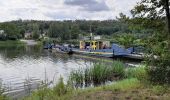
[105,78,141,92]
[0,40,25,47]
[53,77,67,96]
[144,32,170,84]
[32,32,39,40]
[131,0,168,19]
[111,61,125,78]
[24,77,73,100]
[116,33,136,48]
[0,23,20,40]
[125,66,148,81]
[48,23,70,40]
[151,85,167,95]
[131,0,170,85]
[69,61,126,87]
[0,81,8,100]
[0,19,152,41]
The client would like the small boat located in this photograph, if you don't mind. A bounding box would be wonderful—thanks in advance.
[54,44,73,54]
[44,44,52,49]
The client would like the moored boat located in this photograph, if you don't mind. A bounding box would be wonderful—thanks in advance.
[53,44,73,54]
[52,35,144,60]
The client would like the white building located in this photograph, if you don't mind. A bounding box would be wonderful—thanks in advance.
[0,30,4,35]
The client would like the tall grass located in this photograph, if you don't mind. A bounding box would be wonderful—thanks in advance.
[69,61,126,87]
[125,65,147,81]
[24,77,73,100]
[0,81,8,100]
[104,78,141,92]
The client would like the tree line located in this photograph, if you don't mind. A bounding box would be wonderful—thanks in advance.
[0,16,164,41]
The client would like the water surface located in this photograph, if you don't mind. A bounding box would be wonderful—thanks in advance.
[0,45,93,98]
[0,45,140,99]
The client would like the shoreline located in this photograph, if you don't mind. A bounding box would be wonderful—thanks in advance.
[20,39,38,46]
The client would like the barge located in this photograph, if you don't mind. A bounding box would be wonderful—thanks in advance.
[53,39,144,60]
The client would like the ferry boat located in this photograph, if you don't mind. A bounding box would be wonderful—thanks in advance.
[53,35,144,60]
[72,39,134,58]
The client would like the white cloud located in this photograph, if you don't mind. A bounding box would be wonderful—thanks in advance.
[0,0,140,22]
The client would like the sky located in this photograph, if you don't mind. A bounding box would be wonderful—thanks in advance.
[0,0,140,22]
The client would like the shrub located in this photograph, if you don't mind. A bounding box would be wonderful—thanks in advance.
[146,54,170,84]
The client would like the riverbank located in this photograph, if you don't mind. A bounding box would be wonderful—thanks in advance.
[0,40,25,47]
[23,78,170,100]
[22,63,170,100]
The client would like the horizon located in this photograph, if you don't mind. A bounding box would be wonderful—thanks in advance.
[0,0,140,22]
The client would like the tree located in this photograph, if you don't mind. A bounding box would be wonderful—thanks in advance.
[32,23,40,40]
[116,33,136,48]
[0,23,20,40]
[131,0,170,84]
[131,0,170,34]
[116,13,129,22]
[70,24,80,39]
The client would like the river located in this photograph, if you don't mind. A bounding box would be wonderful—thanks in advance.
[0,45,141,99]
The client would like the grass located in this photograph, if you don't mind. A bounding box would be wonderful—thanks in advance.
[0,40,25,47]
[104,78,141,91]
[125,65,148,81]
[20,62,170,100]
[0,81,8,100]
[69,61,126,87]
[24,78,170,100]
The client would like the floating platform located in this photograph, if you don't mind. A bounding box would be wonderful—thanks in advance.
[52,43,145,60]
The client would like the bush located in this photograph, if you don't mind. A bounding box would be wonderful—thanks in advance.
[146,32,170,84]
[146,47,170,84]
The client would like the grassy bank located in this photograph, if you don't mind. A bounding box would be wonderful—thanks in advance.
[24,78,170,100]
[0,40,25,47]
[22,61,170,100]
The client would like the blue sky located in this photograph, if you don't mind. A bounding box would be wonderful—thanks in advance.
[0,0,140,22]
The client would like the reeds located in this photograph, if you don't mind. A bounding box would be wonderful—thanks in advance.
[125,66,147,81]
[69,61,126,87]
[0,81,8,100]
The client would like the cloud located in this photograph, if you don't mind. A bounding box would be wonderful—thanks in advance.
[64,0,109,12]
[0,0,141,22]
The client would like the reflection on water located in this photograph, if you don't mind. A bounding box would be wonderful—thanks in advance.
[0,45,93,99]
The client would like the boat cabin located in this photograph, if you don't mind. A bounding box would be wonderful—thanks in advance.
[80,40,110,50]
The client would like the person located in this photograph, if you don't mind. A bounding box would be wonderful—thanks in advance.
[103,44,107,49]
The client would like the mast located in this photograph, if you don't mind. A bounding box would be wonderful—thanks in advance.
[90,25,92,49]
